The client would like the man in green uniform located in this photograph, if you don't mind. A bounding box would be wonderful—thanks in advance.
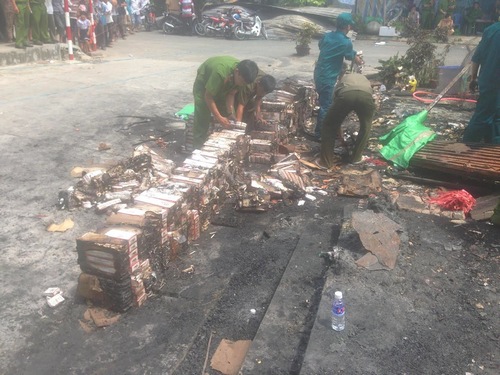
[463,20,500,143]
[317,73,376,168]
[464,1,483,35]
[421,0,435,29]
[235,71,276,132]
[192,56,258,148]
[30,0,52,45]
[448,0,456,16]
[435,0,449,27]
[14,0,33,49]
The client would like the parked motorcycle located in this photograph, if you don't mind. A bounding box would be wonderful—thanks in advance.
[163,11,197,35]
[194,14,212,36]
[141,4,158,32]
[233,12,268,40]
[203,10,236,39]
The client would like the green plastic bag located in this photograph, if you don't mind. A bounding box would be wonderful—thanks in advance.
[175,103,195,120]
[379,110,436,169]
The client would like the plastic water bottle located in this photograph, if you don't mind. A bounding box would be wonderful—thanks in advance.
[331,291,345,331]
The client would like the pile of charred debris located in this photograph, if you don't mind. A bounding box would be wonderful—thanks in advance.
[60,77,499,313]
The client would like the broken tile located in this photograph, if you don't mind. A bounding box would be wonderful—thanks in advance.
[352,210,402,269]
[211,339,252,375]
[356,253,389,270]
[396,194,430,214]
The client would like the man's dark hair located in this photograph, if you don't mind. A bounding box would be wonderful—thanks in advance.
[259,75,276,94]
[237,60,258,84]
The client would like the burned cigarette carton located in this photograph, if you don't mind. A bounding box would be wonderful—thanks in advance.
[134,290,148,307]
[250,131,277,142]
[139,189,183,208]
[199,145,229,158]
[77,273,127,311]
[192,149,223,161]
[187,209,200,243]
[250,139,274,154]
[249,152,274,164]
[169,174,205,191]
[183,158,218,171]
[107,206,168,229]
[190,152,219,165]
[134,193,177,212]
[76,232,140,280]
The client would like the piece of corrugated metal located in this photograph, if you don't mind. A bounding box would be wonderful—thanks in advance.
[411,141,500,180]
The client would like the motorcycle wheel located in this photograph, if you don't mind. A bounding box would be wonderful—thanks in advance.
[233,25,247,40]
[261,24,268,40]
[204,23,215,37]
[193,19,205,36]
[163,17,175,34]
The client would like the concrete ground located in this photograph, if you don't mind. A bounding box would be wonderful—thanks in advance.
[0,29,498,375]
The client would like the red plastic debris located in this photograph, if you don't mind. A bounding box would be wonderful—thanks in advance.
[364,157,387,166]
[428,189,476,214]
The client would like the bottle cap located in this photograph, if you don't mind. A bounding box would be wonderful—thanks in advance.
[335,291,343,299]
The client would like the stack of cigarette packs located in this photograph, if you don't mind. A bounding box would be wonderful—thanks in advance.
[76,128,250,312]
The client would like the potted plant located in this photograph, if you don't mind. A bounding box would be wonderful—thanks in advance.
[295,22,318,56]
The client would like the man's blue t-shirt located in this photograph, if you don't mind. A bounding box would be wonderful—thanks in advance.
[313,31,356,91]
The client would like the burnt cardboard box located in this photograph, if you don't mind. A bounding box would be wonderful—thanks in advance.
[77,232,140,280]
[77,272,133,312]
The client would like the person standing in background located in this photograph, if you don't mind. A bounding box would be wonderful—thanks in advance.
[45,0,58,42]
[437,12,454,35]
[464,1,483,35]
[447,0,456,18]
[104,0,114,45]
[130,0,141,31]
[421,0,434,29]
[77,10,91,54]
[408,4,420,27]
[125,0,133,33]
[116,0,127,38]
[14,0,32,48]
[96,0,109,49]
[52,0,65,42]
[1,0,18,43]
[463,20,500,143]
[30,0,53,45]
[110,0,119,40]
[435,0,448,27]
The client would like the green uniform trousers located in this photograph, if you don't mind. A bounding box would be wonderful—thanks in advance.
[320,90,375,167]
[192,81,231,149]
[30,1,51,43]
[421,10,434,30]
[193,80,213,149]
[15,2,30,47]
